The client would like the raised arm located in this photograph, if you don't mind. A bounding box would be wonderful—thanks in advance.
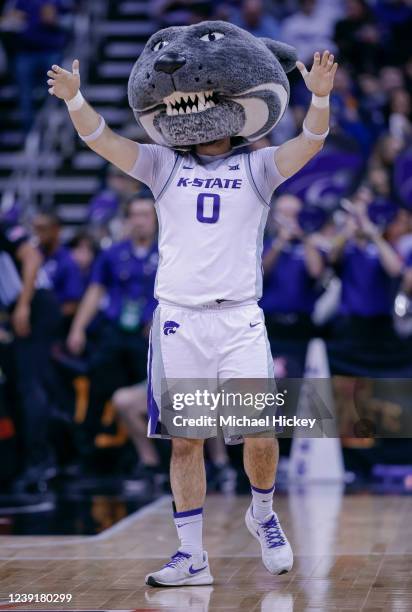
[275,51,338,179]
[47,60,139,174]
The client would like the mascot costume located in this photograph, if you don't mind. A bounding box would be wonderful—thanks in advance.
[128,20,297,148]
[49,18,336,590]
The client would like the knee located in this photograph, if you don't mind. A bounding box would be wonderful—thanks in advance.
[172,438,204,460]
[112,388,129,415]
[113,385,146,416]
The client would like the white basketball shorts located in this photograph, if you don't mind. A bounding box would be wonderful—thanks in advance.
[147,301,275,442]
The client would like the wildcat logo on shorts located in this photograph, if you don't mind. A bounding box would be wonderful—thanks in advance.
[163,320,180,336]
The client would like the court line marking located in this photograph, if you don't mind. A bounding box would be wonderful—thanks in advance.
[0,496,170,549]
[0,552,410,560]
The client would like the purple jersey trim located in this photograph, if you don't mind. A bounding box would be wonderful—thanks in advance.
[156,153,180,202]
[173,506,203,519]
[247,153,270,208]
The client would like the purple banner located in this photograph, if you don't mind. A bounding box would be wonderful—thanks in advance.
[277,145,364,208]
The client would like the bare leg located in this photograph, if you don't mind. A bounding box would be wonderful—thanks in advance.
[243,436,278,489]
[171,438,206,511]
[113,384,160,466]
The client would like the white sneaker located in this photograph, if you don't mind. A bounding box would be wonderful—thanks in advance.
[245,504,293,575]
[145,550,214,587]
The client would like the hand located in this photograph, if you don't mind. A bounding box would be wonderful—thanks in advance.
[278,225,294,243]
[67,327,86,355]
[304,232,325,249]
[47,59,81,101]
[358,213,379,240]
[12,301,31,337]
[296,51,338,97]
[343,215,358,238]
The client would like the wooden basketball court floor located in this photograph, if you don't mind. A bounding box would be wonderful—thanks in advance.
[0,488,411,611]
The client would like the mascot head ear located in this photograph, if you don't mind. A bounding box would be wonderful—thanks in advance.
[261,39,297,74]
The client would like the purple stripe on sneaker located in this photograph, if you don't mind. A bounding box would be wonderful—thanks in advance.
[251,483,275,494]
[173,506,203,519]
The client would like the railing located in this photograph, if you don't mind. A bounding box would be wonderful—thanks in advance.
[1,0,110,213]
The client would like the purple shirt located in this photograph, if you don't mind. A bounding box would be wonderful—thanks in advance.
[260,239,322,315]
[91,240,158,325]
[41,246,83,305]
[15,0,71,52]
[338,241,400,316]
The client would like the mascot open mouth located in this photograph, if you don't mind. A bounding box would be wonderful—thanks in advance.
[163,90,218,115]
[136,83,288,148]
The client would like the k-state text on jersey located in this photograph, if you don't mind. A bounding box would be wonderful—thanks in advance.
[176,177,243,189]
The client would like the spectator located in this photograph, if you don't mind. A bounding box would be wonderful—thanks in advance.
[229,0,281,40]
[2,0,74,131]
[281,0,336,66]
[261,194,326,374]
[88,164,141,248]
[67,194,158,451]
[357,73,387,143]
[366,167,392,199]
[33,210,83,320]
[373,0,412,66]
[380,66,405,95]
[327,195,406,375]
[334,0,382,74]
[369,132,405,172]
[0,219,61,490]
[150,0,214,28]
[69,231,98,295]
[331,66,373,155]
[384,208,412,249]
[387,88,412,144]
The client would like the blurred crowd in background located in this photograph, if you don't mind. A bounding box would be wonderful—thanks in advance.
[1,0,412,497]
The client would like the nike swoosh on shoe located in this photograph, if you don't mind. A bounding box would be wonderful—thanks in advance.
[189,564,207,575]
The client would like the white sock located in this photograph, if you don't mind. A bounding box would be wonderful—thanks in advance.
[173,506,203,557]
[251,483,275,522]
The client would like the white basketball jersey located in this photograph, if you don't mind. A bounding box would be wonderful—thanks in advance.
[154,151,268,307]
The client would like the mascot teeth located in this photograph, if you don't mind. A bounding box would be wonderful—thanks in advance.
[164,90,216,116]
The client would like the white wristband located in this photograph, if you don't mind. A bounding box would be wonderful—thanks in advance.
[311,93,330,109]
[302,120,329,141]
[78,115,106,143]
[65,90,84,111]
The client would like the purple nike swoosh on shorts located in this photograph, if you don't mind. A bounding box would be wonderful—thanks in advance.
[189,564,207,574]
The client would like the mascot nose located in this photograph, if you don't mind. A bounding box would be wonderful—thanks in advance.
[154,52,186,74]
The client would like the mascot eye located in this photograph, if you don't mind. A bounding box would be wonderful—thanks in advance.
[152,40,169,51]
[200,31,225,42]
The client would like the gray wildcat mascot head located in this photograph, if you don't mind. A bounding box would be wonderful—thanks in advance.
[128,20,297,149]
